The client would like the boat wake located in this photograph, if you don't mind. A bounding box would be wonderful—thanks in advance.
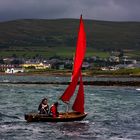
[80,120,89,124]
[136,88,140,91]
[0,112,20,119]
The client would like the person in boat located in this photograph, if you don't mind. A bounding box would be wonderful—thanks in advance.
[38,98,49,115]
[49,102,59,118]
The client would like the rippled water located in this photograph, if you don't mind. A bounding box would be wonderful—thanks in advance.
[0,76,140,140]
[0,75,140,83]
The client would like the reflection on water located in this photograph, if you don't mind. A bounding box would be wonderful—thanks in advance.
[0,76,140,140]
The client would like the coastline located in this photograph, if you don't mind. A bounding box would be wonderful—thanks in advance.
[0,71,140,78]
[0,72,140,86]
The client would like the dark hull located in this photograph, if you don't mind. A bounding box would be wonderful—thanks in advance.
[25,112,87,122]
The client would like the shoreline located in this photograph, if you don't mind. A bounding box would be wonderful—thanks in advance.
[0,72,140,78]
[1,72,140,86]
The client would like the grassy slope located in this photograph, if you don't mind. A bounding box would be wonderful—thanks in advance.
[0,19,140,58]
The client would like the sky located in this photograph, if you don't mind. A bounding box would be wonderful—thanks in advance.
[0,0,140,21]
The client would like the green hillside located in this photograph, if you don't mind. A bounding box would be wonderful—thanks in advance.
[0,19,140,58]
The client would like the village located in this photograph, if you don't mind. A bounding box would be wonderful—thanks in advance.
[0,51,139,74]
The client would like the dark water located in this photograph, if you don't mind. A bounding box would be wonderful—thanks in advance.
[1,75,140,83]
[0,76,140,140]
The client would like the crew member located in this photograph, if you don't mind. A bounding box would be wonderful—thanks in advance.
[50,102,59,118]
[38,98,49,115]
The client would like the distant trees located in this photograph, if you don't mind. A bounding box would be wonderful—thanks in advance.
[0,59,4,64]
[11,59,24,65]
[119,50,124,58]
[12,54,17,58]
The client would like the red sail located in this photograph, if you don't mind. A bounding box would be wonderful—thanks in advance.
[60,15,86,102]
[72,15,86,81]
[72,72,84,113]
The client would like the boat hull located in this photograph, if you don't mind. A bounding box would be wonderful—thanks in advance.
[25,112,87,122]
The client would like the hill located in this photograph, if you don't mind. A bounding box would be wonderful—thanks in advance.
[0,19,140,58]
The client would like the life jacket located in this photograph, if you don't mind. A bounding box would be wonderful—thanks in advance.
[50,105,57,118]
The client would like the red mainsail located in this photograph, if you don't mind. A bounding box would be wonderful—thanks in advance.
[72,15,86,81]
[60,15,86,107]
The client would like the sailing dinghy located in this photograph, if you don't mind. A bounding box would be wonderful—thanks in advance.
[25,15,87,122]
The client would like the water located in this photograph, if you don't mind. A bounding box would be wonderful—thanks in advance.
[0,76,140,140]
[0,75,140,83]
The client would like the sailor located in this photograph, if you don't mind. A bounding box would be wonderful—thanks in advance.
[50,102,59,118]
[38,98,49,115]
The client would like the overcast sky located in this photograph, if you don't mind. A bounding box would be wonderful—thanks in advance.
[0,0,140,21]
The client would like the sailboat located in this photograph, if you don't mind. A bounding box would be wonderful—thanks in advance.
[25,15,87,122]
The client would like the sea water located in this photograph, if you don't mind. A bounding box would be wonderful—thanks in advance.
[0,75,140,140]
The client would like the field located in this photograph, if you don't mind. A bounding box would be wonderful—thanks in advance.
[0,47,140,59]
[0,48,113,58]
[0,19,140,59]
[0,19,140,52]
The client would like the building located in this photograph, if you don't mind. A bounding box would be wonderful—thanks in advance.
[5,68,24,73]
[21,63,51,69]
[0,64,18,71]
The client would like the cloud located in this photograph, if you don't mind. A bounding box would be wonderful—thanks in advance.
[0,0,140,21]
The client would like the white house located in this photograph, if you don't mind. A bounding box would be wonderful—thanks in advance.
[5,68,24,74]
